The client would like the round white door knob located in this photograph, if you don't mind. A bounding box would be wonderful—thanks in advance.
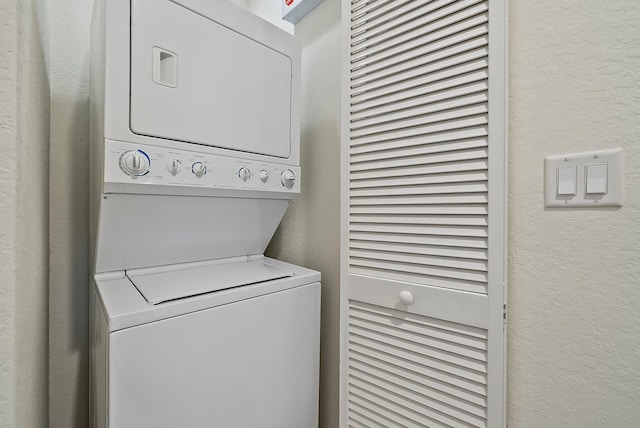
[119,150,150,178]
[167,159,182,175]
[399,291,414,306]
[281,170,296,189]
[192,162,207,178]
[259,169,269,183]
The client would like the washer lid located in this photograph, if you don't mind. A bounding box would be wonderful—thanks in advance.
[127,258,294,305]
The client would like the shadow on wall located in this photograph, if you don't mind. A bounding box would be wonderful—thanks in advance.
[14,0,50,426]
[49,54,91,428]
[266,1,342,428]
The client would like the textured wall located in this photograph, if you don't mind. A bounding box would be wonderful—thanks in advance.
[508,1,640,426]
[15,0,50,426]
[48,0,93,426]
[0,0,50,427]
[0,1,19,425]
[264,1,341,427]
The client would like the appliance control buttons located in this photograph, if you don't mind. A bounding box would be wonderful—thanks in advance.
[119,150,150,178]
[167,159,182,176]
[281,170,296,189]
[238,167,251,182]
[192,162,207,178]
[259,169,269,183]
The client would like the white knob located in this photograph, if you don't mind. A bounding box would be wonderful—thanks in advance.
[192,162,207,178]
[239,167,251,182]
[399,291,414,306]
[259,169,269,183]
[119,150,150,177]
[167,159,182,175]
[281,170,296,189]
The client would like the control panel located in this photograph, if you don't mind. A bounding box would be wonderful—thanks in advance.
[104,140,301,193]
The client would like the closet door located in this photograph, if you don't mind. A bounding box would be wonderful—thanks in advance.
[340,1,507,427]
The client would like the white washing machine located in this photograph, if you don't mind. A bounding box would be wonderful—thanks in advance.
[88,1,320,427]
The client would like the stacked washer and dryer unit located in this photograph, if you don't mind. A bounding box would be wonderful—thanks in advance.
[89,0,320,427]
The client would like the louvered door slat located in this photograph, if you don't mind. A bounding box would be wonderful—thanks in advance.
[350,104,488,139]
[352,24,488,85]
[350,240,488,261]
[350,159,489,181]
[351,39,488,92]
[350,0,418,30]
[351,92,489,130]
[351,171,489,189]
[351,147,488,170]
[350,0,481,48]
[349,213,489,226]
[342,0,506,426]
[349,231,487,250]
[351,80,488,121]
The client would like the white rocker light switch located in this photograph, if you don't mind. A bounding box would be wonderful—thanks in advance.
[585,163,608,194]
[557,166,577,195]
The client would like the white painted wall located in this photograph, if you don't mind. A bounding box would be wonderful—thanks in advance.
[259,1,340,427]
[0,2,19,424]
[508,1,640,426]
[0,0,50,427]
[246,0,294,34]
[38,0,640,426]
[48,0,93,425]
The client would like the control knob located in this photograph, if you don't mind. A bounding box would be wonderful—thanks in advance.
[119,150,150,178]
[259,169,270,183]
[167,159,182,176]
[238,167,251,182]
[281,170,296,189]
[192,162,207,178]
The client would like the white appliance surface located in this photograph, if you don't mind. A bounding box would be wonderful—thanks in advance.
[128,258,294,305]
[94,193,291,273]
[102,140,301,196]
[94,259,320,428]
[91,1,317,427]
[96,257,320,332]
[94,257,321,428]
[130,0,293,158]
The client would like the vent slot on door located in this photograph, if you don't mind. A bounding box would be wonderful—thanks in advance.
[348,0,490,295]
[347,300,489,428]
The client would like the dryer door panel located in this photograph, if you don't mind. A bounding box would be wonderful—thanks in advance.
[130,0,292,158]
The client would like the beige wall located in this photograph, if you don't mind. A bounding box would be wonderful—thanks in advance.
[37,0,640,426]
[48,0,93,425]
[0,0,50,426]
[265,1,342,427]
[508,1,640,426]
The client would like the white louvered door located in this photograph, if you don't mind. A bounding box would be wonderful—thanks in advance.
[340,0,507,427]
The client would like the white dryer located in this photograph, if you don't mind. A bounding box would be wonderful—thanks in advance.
[89,1,320,427]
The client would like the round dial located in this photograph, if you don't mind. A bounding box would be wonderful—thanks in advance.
[281,170,296,189]
[167,159,182,175]
[238,167,251,182]
[259,169,270,183]
[119,150,150,177]
[192,162,207,178]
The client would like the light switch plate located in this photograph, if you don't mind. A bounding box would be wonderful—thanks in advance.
[544,148,623,208]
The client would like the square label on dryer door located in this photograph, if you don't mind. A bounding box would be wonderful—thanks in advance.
[129,0,293,159]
